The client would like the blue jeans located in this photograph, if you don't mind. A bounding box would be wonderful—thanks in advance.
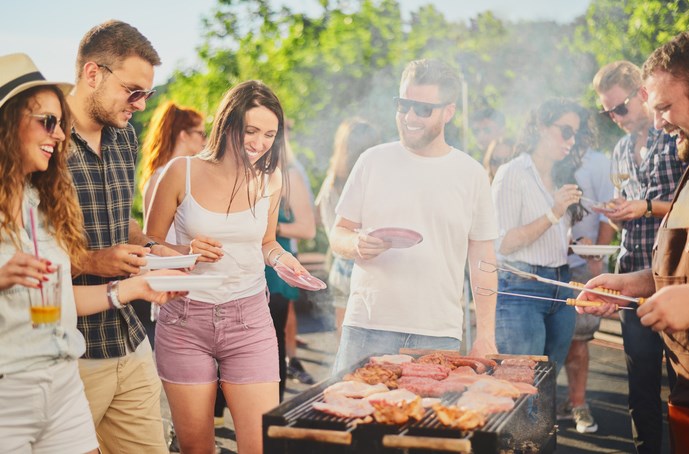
[495,261,575,376]
[333,326,460,374]
[620,305,676,454]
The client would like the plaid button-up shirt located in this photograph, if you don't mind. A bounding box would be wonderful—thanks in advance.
[614,127,687,273]
[68,124,146,359]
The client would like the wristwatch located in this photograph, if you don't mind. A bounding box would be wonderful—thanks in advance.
[644,199,653,218]
[144,240,159,249]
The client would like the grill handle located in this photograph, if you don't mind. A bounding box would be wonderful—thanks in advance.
[266,426,352,445]
[382,435,471,452]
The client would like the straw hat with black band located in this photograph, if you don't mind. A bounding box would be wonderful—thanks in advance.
[0,53,73,110]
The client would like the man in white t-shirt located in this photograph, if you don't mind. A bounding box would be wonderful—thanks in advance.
[329,59,499,372]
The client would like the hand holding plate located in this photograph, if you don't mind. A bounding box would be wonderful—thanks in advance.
[122,269,189,306]
[355,229,390,260]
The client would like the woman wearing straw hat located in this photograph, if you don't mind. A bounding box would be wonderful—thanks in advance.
[0,52,185,453]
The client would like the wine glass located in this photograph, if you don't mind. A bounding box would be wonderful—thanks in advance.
[610,157,631,192]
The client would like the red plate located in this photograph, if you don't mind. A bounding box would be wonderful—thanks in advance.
[274,262,327,291]
[368,227,423,249]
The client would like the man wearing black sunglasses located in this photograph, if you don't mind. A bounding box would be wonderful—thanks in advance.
[591,60,686,454]
[65,20,176,454]
[329,59,499,373]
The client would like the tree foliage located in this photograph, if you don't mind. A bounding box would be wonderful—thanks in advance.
[132,0,689,228]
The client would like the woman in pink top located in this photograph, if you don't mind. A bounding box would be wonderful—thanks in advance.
[145,80,307,454]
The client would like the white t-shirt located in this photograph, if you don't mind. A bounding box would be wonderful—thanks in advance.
[336,141,498,340]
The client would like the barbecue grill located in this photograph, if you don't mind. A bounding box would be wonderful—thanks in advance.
[263,355,556,453]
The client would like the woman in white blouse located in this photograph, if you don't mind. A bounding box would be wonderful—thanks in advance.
[491,98,592,375]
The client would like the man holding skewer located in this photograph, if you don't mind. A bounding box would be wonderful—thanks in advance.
[590,60,685,454]
[580,32,689,453]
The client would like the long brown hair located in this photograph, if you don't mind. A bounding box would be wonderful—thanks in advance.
[0,87,87,266]
[138,101,204,192]
[199,80,285,214]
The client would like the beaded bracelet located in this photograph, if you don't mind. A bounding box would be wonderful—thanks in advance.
[106,281,123,310]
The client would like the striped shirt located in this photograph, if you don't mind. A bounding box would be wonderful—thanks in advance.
[492,153,571,267]
[613,128,687,273]
[67,124,146,359]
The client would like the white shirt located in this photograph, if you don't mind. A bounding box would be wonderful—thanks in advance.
[492,153,571,267]
[0,187,85,375]
[336,141,498,340]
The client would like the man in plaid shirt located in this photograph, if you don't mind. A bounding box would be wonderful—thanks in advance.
[593,60,687,454]
[66,21,177,453]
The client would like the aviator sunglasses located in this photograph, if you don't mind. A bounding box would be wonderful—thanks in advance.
[552,123,576,141]
[28,114,65,135]
[97,64,156,103]
[394,97,449,118]
[599,88,639,119]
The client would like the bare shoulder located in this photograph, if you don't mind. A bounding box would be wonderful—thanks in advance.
[267,167,283,194]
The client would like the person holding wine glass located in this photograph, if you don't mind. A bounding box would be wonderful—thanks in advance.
[592,60,687,454]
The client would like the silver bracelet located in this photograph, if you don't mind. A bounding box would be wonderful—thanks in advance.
[272,250,288,266]
[107,281,123,309]
[265,246,281,265]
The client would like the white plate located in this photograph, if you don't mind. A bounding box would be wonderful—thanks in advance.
[570,245,620,257]
[144,254,200,270]
[144,275,225,291]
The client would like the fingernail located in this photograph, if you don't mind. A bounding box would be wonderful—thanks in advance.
[43,276,49,281]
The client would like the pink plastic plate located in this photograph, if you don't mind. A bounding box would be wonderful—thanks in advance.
[368,227,423,249]
[274,262,327,291]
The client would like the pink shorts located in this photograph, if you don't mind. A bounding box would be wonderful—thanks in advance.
[155,290,279,385]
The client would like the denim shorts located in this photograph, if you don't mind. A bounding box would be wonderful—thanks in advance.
[332,326,461,374]
[495,261,575,375]
[155,290,279,385]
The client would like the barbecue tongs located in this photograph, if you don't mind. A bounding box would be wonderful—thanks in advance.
[474,286,634,311]
[478,260,645,306]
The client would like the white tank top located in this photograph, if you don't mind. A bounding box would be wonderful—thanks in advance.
[174,157,269,303]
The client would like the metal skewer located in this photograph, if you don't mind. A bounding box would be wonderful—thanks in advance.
[474,286,634,311]
[478,260,645,305]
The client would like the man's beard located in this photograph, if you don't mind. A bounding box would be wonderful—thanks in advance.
[87,86,125,129]
[678,135,689,162]
[397,120,442,152]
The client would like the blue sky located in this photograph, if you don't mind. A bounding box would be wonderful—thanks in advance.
[0,0,590,86]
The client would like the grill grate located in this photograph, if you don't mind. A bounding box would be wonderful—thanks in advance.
[264,359,556,453]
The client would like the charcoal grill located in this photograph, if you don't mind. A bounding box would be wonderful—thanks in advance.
[263,355,556,453]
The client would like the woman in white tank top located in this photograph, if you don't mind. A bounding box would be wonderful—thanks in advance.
[145,81,308,454]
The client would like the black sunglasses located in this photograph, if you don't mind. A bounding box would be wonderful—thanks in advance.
[393,97,449,118]
[599,88,639,119]
[97,64,156,103]
[28,114,65,135]
[552,123,577,141]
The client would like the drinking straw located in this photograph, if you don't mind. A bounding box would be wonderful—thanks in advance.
[28,207,45,305]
